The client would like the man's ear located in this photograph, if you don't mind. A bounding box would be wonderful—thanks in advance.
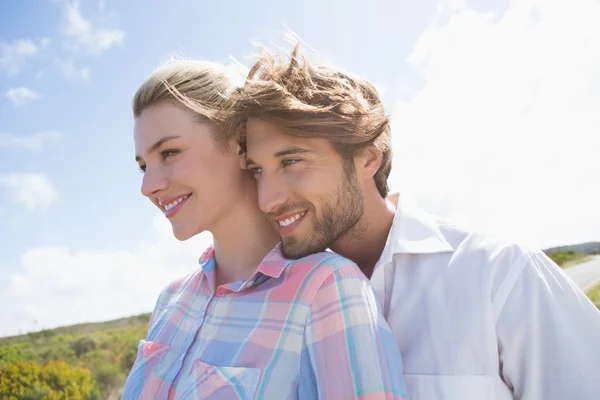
[356,145,382,180]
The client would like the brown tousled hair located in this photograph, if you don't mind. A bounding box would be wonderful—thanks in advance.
[231,43,392,198]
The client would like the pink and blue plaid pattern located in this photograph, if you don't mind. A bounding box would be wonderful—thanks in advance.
[122,244,407,399]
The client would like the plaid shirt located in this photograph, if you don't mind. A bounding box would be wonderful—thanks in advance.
[122,244,407,399]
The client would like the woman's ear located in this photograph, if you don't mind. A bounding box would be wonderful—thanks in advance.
[230,141,247,170]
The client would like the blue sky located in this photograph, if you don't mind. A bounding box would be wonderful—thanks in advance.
[1,0,599,336]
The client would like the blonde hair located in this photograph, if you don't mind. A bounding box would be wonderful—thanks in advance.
[231,44,392,198]
[133,58,246,146]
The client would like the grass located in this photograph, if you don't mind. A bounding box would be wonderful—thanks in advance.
[586,281,600,311]
[546,250,592,269]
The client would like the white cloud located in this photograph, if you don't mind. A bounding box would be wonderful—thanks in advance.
[5,87,40,105]
[390,0,600,250]
[0,38,51,76]
[0,173,59,211]
[0,214,214,337]
[0,131,61,152]
[55,57,91,81]
[63,1,125,55]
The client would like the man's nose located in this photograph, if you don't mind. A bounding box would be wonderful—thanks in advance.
[257,172,288,215]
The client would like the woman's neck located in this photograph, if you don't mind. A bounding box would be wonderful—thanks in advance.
[211,187,279,287]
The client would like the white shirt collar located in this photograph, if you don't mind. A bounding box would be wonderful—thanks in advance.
[377,193,455,267]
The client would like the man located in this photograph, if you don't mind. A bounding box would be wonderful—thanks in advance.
[232,44,600,399]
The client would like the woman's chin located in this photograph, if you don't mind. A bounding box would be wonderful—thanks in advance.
[171,226,196,241]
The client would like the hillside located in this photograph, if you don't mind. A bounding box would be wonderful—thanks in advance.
[544,241,600,255]
[543,241,600,268]
[0,314,151,399]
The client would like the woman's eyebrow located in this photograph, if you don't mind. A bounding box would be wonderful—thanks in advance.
[135,135,181,162]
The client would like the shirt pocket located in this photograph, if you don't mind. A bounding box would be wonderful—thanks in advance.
[187,360,262,400]
[122,340,171,399]
[404,374,498,400]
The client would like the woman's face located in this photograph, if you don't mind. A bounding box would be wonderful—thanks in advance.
[134,101,244,240]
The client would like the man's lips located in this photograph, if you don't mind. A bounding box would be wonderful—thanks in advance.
[274,210,307,236]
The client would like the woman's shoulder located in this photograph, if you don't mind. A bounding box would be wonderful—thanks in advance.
[281,251,367,297]
[162,245,214,293]
[288,251,360,272]
[153,249,213,311]
[146,261,207,339]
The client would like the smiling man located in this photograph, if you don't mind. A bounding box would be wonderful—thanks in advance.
[232,44,600,399]
[244,124,366,260]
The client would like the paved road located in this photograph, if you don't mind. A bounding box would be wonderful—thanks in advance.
[564,255,600,291]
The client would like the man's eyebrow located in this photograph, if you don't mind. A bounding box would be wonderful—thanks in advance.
[135,135,180,162]
[245,147,314,167]
[273,147,314,158]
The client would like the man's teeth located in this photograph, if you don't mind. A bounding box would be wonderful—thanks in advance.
[164,195,189,212]
[279,212,306,227]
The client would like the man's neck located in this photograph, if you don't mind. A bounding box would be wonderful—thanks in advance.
[331,192,396,279]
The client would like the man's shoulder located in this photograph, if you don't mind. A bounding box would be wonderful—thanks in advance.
[432,220,546,299]
[389,199,540,277]
[436,220,536,266]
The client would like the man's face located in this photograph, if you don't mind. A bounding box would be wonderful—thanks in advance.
[244,119,364,259]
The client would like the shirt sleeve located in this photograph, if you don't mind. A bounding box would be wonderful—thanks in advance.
[297,264,408,399]
[495,251,600,399]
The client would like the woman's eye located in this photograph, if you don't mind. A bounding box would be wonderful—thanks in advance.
[160,149,179,160]
[138,165,146,173]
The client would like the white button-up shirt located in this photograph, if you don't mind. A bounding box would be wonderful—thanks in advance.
[370,194,600,399]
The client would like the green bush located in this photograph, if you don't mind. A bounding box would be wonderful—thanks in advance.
[0,314,150,397]
[94,361,122,390]
[547,250,588,267]
[38,345,76,365]
[71,336,97,357]
[0,359,95,400]
[0,346,24,366]
[121,346,138,372]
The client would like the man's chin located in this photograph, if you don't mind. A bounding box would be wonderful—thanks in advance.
[281,239,326,260]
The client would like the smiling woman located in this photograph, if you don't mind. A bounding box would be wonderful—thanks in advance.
[121,58,408,399]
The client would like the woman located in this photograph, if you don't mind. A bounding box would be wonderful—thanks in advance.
[122,59,407,399]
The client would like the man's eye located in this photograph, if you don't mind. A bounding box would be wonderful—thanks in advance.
[282,159,299,167]
[138,165,146,173]
[248,167,262,176]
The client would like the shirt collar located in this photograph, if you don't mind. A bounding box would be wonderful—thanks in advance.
[255,242,294,278]
[198,242,293,280]
[377,193,454,267]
